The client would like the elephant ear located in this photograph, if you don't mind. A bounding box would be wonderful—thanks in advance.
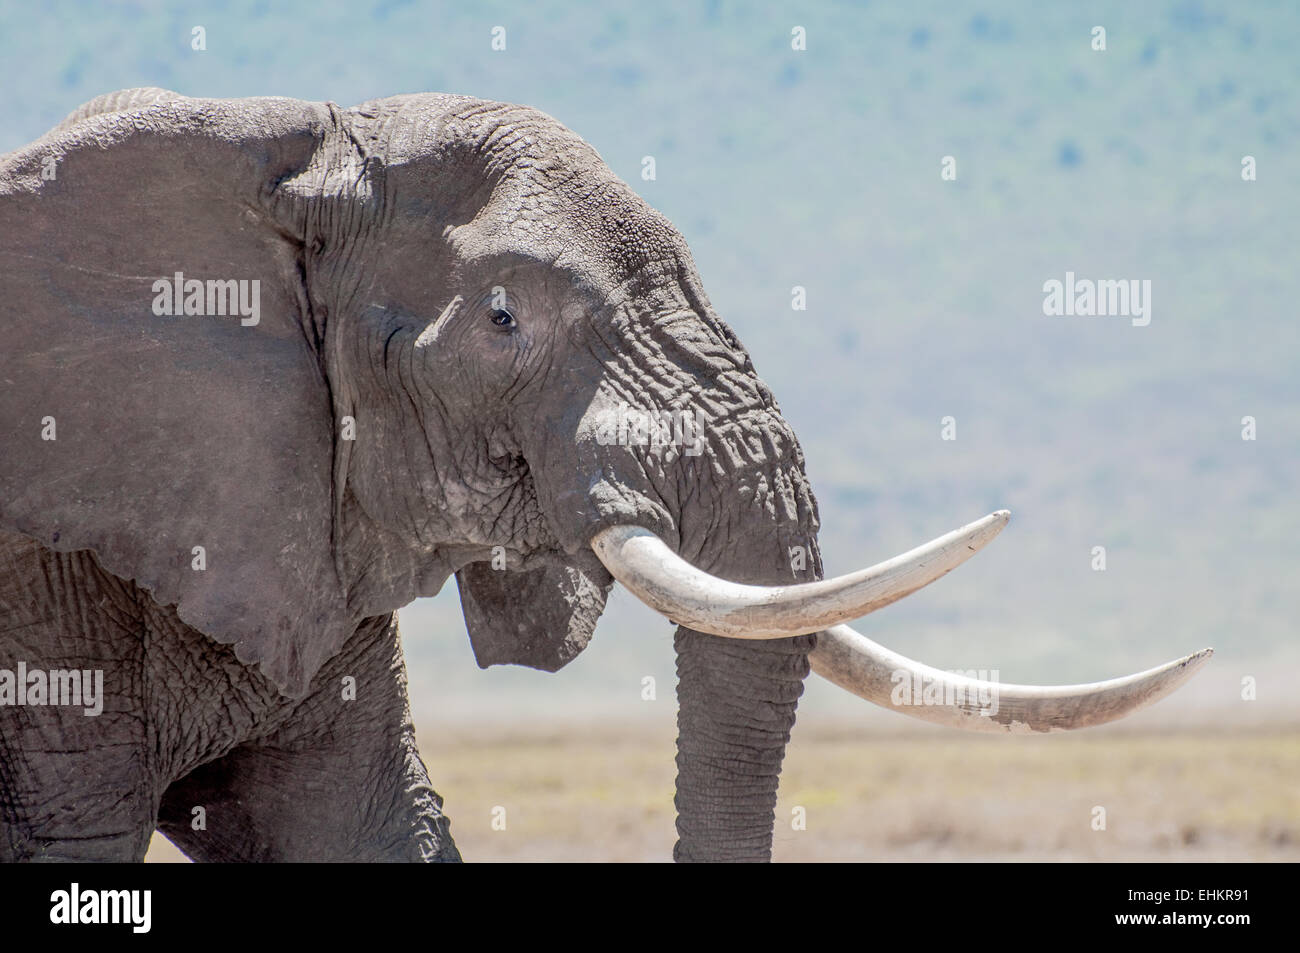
[0,92,353,697]
[456,558,614,672]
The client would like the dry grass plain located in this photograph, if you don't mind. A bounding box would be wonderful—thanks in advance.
[146,715,1300,862]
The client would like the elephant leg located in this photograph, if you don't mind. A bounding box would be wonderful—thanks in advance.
[156,614,460,862]
[0,535,157,862]
[0,699,158,862]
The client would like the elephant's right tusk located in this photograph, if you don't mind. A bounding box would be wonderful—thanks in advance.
[589,510,1009,639]
[809,623,1214,733]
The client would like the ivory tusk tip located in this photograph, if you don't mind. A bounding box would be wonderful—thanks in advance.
[810,625,1217,733]
[1158,647,1214,683]
[966,510,1010,548]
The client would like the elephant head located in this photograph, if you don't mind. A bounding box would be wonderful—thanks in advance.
[0,89,1211,861]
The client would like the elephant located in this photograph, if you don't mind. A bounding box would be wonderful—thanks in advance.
[0,88,1212,862]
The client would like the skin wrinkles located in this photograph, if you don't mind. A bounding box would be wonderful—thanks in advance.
[350,251,585,560]
[418,277,540,532]
[0,536,454,861]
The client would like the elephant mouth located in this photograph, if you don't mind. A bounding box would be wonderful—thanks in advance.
[587,512,1214,733]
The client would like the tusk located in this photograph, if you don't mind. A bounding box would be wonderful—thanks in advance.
[809,623,1214,733]
[589,510,1009,639]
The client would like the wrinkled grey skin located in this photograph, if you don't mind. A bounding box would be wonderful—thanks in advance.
[0,89,821,862]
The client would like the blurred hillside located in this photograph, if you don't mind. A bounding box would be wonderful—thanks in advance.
[2,1,1296,724]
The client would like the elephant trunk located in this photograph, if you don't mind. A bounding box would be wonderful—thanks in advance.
[673,625,812,861]
[657,424,822,862]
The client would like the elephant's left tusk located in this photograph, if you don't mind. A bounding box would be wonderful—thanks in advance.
[589,511,1008,639]
[809,623,1214,733]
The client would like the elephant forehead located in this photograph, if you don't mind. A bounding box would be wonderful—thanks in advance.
[348,93,608,194]
[351,94,688,289]
[468,184,686,285]
[472,182,691,318]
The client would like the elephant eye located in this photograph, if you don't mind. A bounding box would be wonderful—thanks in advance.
[488,307,517,330]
